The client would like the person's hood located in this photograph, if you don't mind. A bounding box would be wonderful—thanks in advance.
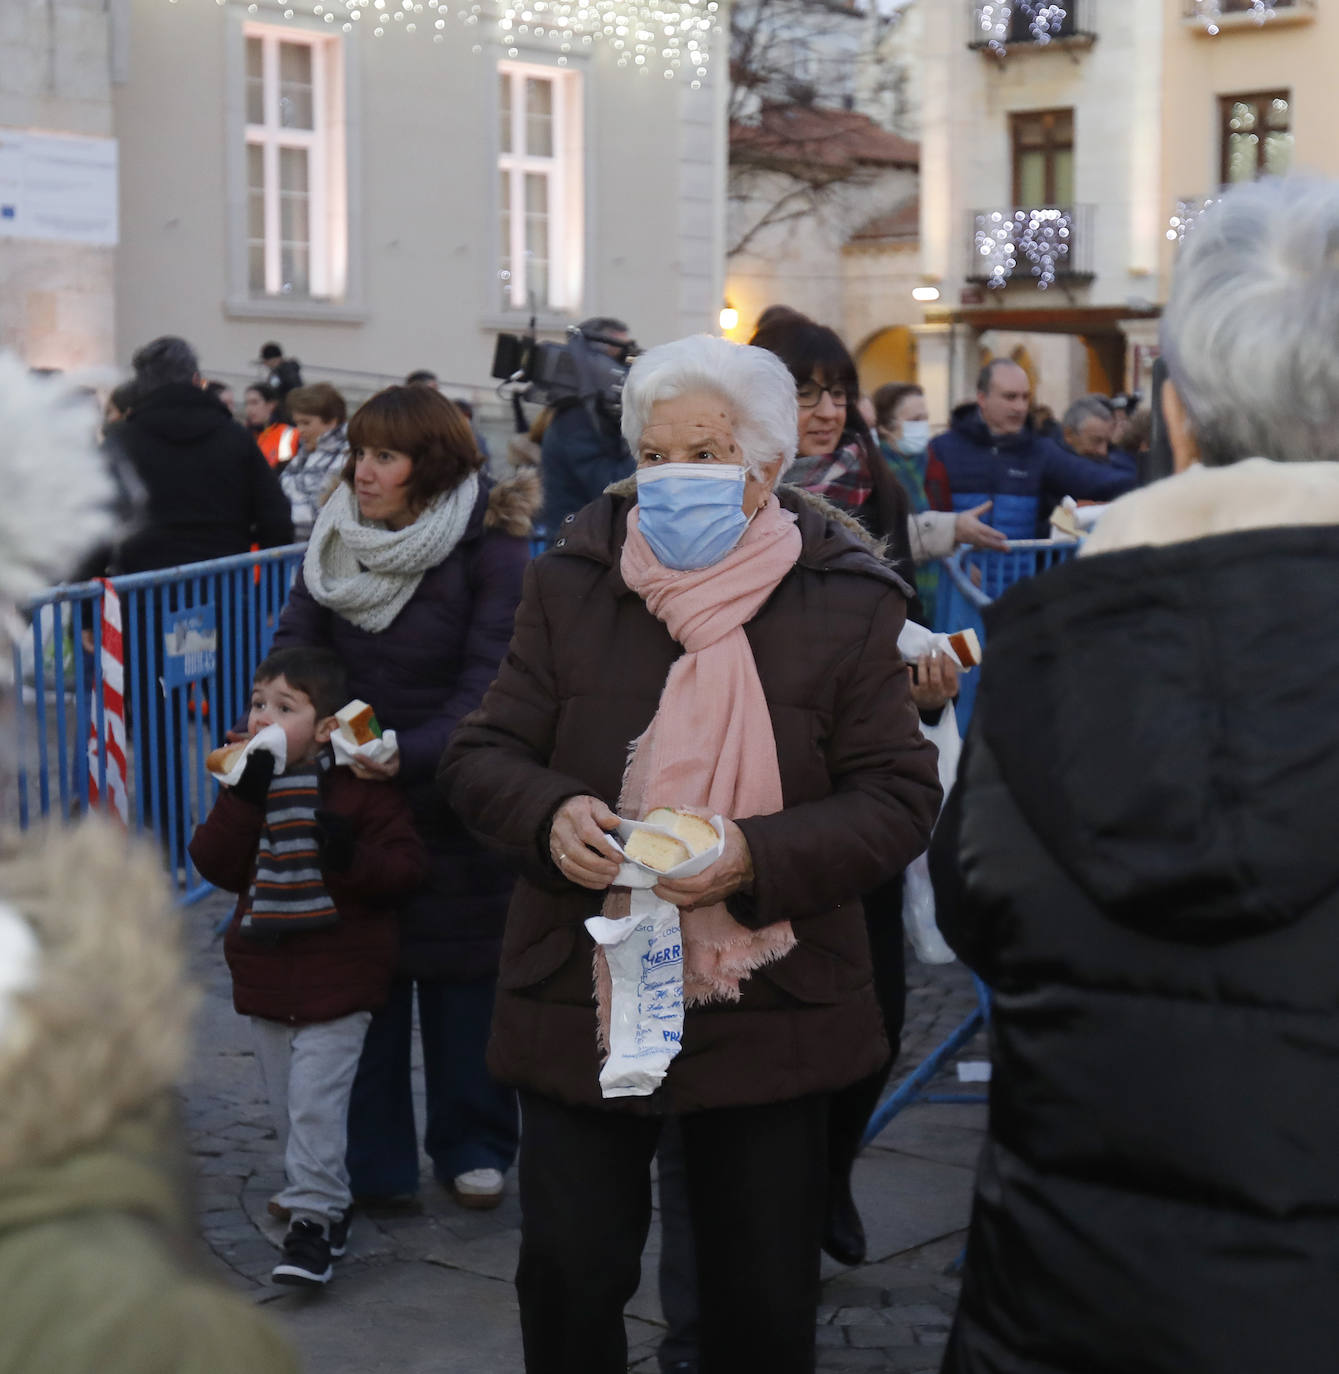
[483,468,542,539]
[978,459,1339,942]
[549,477,912,596]
[0,821,196,1173]
[124,383,235,445]
[0,1101,187,1238]
[950,405,1034,454]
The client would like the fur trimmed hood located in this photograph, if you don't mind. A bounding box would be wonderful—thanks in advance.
[484,469,542,539]
[0,822,196,1172]
[1083,457,1339,557]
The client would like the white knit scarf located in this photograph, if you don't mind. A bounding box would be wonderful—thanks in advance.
[303,475,480,632]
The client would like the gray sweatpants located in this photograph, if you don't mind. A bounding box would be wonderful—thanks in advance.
[250,1011,372,1228]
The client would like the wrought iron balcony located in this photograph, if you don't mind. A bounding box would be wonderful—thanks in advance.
[969,1,1096,54]
[968,205,1095,289]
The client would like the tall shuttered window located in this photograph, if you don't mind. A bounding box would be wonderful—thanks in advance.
[497,61,584,313]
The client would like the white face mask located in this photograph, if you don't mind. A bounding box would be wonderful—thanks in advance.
[895,420,932,455]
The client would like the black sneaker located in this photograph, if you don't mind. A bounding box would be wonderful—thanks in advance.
[328,1210,351,1259]
[271,1219,332,1286]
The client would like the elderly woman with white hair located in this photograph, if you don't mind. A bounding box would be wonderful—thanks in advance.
[931,174,1339,1374]
[443,335,941,1374]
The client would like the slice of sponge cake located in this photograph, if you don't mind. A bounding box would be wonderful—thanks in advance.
[623,829,692,872]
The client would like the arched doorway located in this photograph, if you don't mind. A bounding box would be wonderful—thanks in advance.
[855,326,917,393]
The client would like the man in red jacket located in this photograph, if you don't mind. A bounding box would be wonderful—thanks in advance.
[189,647,427,1288]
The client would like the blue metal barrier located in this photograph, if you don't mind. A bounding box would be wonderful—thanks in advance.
[863,974,992,1147]
[934,540,1079,729]
[9,546,307,902]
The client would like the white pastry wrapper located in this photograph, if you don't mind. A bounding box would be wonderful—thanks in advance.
[583,813,726,1100]
[898,620,974,672]
[330,728,399,769]
[211,722,288,786]
[607,814,726,890]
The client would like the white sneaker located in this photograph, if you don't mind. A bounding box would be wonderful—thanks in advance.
[451,1167,505,1210]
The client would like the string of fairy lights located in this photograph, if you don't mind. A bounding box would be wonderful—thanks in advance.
[973,208,1073,290]
[1187,0,1280,34]
[175,0,722,84]
[972,2,1072,55]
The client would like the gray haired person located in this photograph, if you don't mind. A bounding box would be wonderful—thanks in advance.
[1060,395,1117,460]
[932,173,1339,1374]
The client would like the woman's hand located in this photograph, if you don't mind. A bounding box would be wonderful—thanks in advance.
[910,652,959,713]
[351,753,401,782]
[653,818,754,911]
[954,502,1009,552]
[550,795,624,890]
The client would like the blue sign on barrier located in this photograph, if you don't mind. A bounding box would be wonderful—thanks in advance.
[162,606,218,688]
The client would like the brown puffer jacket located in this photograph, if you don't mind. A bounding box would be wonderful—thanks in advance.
[440,483,942,1113]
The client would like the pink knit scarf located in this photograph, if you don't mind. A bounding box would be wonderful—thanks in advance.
[599,493,802,1008]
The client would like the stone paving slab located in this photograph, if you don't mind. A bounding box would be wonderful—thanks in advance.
[181,891,984,1371]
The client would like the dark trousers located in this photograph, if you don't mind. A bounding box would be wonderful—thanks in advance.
[827,875,908,1184]
[655,881,909,1367]
[516,1090,829,1374]
[655,1119,699,1370]
[345,974,519,1197]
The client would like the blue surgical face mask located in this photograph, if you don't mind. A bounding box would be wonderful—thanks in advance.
[895,420,932,456]
[634,463,750,571]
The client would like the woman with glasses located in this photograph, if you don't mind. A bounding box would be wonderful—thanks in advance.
[750,317,918,592]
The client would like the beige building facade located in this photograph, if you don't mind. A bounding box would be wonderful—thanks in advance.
[916,0,1335,425]
[0,0,126,371]
[3,0,728,398]
[114,0,728,396]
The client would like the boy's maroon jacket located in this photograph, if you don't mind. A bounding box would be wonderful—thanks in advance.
[190,766,429,1023]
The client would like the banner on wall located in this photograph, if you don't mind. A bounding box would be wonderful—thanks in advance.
[0,128,118,246]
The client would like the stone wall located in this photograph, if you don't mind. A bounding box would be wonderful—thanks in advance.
[0,0,117,371]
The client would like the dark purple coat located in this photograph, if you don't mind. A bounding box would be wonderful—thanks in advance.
[272,476,536,980]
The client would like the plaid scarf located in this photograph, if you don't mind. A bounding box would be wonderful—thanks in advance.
[786,440,874,516]
[243,763,338,933]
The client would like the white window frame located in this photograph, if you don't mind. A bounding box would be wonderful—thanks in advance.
[497,59,584,314]
[243,22,344,301]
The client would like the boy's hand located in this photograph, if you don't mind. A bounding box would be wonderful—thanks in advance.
[232,749,275,806]
[314,809,356,872]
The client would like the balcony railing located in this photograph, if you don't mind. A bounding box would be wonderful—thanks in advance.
[1183,0,1316,30]
[968,205,1095,289]
[969,2,1096,54]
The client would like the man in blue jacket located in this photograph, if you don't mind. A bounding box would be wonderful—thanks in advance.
[931,360,1135,541]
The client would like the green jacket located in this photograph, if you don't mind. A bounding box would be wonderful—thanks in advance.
[0,1104,297,1374]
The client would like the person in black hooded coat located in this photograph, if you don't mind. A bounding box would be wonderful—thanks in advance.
[930,176,1339,1374]
[106,338,293,574]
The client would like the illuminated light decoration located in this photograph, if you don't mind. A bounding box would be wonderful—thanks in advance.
[1188,0,1276,33]
[175,0,717,82]
[973,2,1070,54]
[1166,196,1218,243]
[974,207,1072,290]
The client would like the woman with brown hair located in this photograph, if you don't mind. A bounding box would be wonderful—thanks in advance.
[271,384,539,1212]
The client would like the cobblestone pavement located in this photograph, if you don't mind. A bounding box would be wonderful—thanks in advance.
[182,891,985,1372]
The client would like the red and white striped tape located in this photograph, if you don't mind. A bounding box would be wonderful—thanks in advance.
[86,579,128,823]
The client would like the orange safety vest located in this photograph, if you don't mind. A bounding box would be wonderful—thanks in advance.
[257,422,298,468]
